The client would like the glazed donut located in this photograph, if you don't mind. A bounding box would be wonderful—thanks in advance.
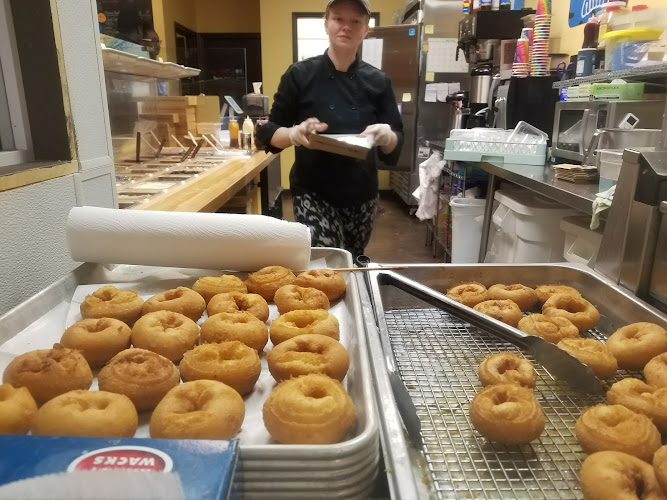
[652,445,667,493]
[267,334,350,382]
[263,374,355,444]
[179,341,261,396]
[142,287,206,322]
[150,380,245,440]
[535,284,582,305]
[98,348,180,412]
[518,314,579,344]
[245,266,296,301]
[207,292,269,322]
[645,353,667,388]
[0,384,37,434]
[131,311,199,362]
[473,299,523,327]
[446,282,489,308]
[192,274,247,304]
[607,322,667,370]
[274,285,330,315]
[270,310,340,345]
[542,293,600,332]
[488,284,538,311]
[2,345,93,404]
[607,378,667,433]
[200,312,268,352]
[469,383,544,445]
[80,286,144,325]
[575,404,661,462]
[31,390,138,438]
[294,269,346,302]
[557,338,618,380]
[581,451,665,500]
[60,318,131,367]
[478,352,536,388]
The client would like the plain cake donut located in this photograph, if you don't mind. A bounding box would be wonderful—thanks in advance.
[270,309,340,345]
[267,334,350,382]
[2,344,93,405]
[207,292,269,322]
[469,383,544,445]
[98,348,180,412]
[580,451,666,500]
[80,286,144,325]
[652,445,667,494]
[542,293,600,332]
[645,352,667,388]
[518,314,579,344]
[607,378,667,433]
[131,310,199,362]
[294,269,346,302]
[274,284,330,314]
[60,318,132,367]
[179,341,261,396]
[473,299,523,327]
[245,266,296,301]
[200,312,268,352]
[575,404,661,462]
[192,274,247,304]
[149,380,245,440]
[262,374,355,444]
[488,284,538,311]
[557,338,618,380]
[31,390,138,438]
[0,384,38,434]
[142,287,206,322]
[607,322,667,370]
[478,352,536,388]
[535,284,582,305]
[446,282,489,307]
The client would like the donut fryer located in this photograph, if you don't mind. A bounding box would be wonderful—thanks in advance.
[358,262,667,499]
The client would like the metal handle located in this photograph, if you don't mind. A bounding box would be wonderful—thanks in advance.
[582,130,601,166]
[579,108,591,155]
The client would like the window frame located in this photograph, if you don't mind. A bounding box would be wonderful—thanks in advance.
[292,11,380,63]
[0,0,33,170]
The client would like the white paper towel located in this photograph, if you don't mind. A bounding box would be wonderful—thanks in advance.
[67,207,311,271]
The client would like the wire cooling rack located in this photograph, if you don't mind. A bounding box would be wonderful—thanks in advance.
[384,308,619,500]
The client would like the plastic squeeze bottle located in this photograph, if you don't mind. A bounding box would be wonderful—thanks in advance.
[229,114,239,149]
[242,117,254,150]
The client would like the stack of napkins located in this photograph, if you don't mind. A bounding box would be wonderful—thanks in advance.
[553,164,599,183]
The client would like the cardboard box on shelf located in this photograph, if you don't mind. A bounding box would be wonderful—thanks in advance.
[308,133,373,160]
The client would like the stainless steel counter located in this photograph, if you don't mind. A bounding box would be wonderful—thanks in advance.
[429,140,599,261]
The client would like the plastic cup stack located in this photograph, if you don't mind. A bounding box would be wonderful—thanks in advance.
[531,0,551,77]
[512,39,530,77]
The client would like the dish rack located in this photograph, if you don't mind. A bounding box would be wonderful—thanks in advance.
[442,138,548,166]
[358,263,667,499]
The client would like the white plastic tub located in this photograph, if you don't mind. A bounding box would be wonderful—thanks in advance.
[485,188,577,263]
[560,215,604,268]
[450,197,486,263]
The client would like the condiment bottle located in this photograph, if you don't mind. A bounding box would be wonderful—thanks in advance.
[229,115,239,149]
[242,117,254,150]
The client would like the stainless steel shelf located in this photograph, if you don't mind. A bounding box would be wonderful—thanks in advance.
[552,62,667,88]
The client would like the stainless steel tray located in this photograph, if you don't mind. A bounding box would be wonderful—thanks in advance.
[0,248,379,500]
[359,263,667,500]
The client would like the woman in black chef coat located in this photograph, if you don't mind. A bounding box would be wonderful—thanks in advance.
[256,0,404,258]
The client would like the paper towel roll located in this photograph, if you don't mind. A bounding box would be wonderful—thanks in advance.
[67,207,311,271]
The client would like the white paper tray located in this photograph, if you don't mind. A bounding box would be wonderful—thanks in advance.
[0,248,379,499]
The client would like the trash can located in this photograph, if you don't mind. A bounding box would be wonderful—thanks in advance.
[449,197,486,263]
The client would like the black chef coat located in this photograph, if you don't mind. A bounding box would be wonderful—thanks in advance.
[257,50,404,208]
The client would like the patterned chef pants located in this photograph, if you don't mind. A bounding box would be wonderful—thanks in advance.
[292,192,379,258]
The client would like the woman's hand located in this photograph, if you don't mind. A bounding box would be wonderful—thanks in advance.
[361,124,398,154]
[289,118,329,147]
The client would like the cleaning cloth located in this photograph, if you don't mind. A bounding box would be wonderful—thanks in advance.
[413,151,445,221]
[591,185,615,230]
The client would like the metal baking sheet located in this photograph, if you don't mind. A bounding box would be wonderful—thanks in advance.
[362,262,667,500]
[0,248,379,498]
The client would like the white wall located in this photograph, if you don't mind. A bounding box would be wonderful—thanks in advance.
[0,0,115,315]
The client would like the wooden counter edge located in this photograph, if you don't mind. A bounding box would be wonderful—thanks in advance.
[132,151,275,213]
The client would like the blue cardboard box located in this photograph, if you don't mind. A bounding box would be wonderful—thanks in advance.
[0,436,238,500]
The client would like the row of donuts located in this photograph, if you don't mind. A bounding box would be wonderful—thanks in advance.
[0,266,356,445]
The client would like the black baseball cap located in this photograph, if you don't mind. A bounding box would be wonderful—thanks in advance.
[326,0,372,16]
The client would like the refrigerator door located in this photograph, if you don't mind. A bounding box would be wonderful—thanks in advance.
[362,25,421,173]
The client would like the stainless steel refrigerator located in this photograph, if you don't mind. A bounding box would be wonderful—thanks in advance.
[361,0,470,205]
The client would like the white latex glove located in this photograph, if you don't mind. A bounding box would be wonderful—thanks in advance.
[289,118,328,147]
[361,123,394,147]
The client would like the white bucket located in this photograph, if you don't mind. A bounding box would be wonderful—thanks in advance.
[450,197,486,263]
